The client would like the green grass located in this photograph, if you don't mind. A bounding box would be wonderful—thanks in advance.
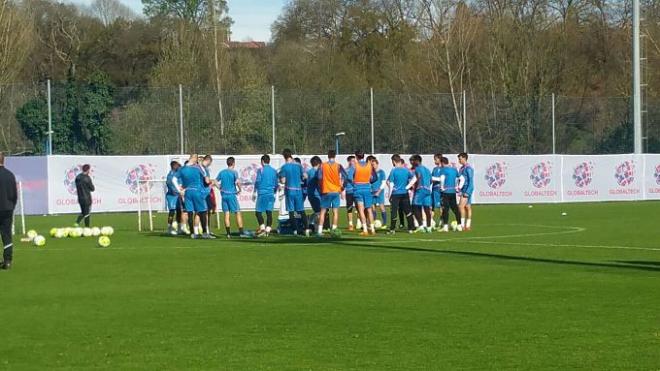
[1,202,660,370]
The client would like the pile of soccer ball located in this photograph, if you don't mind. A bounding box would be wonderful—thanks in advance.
[36,226,116,247]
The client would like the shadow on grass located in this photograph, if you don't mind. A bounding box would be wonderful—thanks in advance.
[613,261,660,267]
[227,236,660,273]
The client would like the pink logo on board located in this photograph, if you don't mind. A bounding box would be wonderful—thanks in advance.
[572,162,594,188]
[530,161,552,189]
[614,161,635,187]
[239,163,260,193]
[484,162,507,189]
[654,164,660,186]
[63,165,94,195]
[125,164,156,194]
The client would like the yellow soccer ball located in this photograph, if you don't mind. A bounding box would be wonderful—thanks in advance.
[98,236,111,248]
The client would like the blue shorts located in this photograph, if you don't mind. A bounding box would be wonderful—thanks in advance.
[166,194,182,211]
[286,190,305,212]
[308,195,321,213]
[460,192,473,206]
[321,193,341,209]
[184,189,207,213]
[432,189,442,209]
[354,188,373,208]
[372,191,385,206]
[221,194,240,213]
[412,189,432,207]
[256,193,275,212]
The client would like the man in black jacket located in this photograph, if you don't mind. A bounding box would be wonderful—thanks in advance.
[75,164,95,227]
[0,152,17,270]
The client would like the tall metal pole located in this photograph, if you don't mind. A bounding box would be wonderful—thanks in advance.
[552,93,556,154]
[271,86,276,154]
[462,90,467,152]
[633,0,643,154]
[47,80,52,155]
[370,88,375,154]
[179,84,184,155]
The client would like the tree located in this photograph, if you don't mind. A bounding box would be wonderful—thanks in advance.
[89,0,136,26]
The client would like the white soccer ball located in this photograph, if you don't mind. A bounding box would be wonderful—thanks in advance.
[374,220,382,229]
[70,228,83,238]
[33,235,46,247]
[451,221,458,232]
[101,226,114,236]
[91,227,101,237]
[82,228,93,237]
[26,230,38,241]
[456,225,463,232]
[55,228,67,238]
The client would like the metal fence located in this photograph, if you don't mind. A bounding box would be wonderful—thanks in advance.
[2,82,658,156]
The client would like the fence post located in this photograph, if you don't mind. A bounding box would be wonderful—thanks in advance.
[370,88,375,154]
[271,86,276,154]
[178,84,184,155]
[462,90,467,152]
[47,80,53,155]
[552,93,556,155]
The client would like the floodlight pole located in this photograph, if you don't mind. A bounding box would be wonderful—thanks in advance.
[179,84,184,155]
[272,85,276,154]
[462,90,467,152]
[47,80,53,155]
[370,88,375,154]
[552,93,556,155]
[633,0,643,154]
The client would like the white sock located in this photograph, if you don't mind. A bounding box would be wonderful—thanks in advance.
[260,224,265,230]
[461,218,466,227]
[349,221,353,226]
[317,226,323,234]
[414,219,419,228]
[466,219,472,228]
[265,226,272,233]
[332,225,337,230]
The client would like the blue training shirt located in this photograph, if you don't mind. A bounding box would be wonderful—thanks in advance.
[255,165,279,195]
[460,164,475,194]
[415,165,432,192]
[442,166,459,194]
[306,168,320,197]
[178,165,205,189]
[388,167,413,195]
[431,166,443,191]
[279,162,304,191]
[217,168,239,194]
[371,169,386,193]
[166,170,180,195]
[344,166,355,194]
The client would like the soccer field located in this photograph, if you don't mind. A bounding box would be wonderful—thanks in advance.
[1,202,659,370]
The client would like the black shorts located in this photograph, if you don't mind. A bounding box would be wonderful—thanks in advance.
[345,193,356,211]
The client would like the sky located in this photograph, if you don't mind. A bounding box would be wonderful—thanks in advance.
[69,0,288,41]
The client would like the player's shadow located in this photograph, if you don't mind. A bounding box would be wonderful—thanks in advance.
[232,237,660,273]
[613,261,660,267]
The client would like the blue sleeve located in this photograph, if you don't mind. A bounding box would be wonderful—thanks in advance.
[255,169,262,187]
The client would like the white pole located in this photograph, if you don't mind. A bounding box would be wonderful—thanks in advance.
[47,80,53,155]
[633,0,643,154]
[370,88,375,154]
[552,93,556,155]
[271,86,276,154]
[179,84,184,155]
[215,186,221,229]
[147,181,154,232]
[462,90,467,152]
[137,180,142,232]
[19,182,25,235]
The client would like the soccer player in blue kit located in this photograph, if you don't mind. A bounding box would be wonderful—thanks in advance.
[458,152,474,231]
[279,149,309,236]
[343,155,356,231]
[370,158,387,228]
[175,154,213,239]
[435,156,461,232]
[253,154,279,236]
[165,160,184,235]
[386,157,415,234]
[217,157,246,238]
[409,154,433,233]
[306,156,322,230]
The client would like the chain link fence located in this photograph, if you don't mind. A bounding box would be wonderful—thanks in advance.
[2,83,658,156]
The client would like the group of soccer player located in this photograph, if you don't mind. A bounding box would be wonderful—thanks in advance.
[164,149,474,239]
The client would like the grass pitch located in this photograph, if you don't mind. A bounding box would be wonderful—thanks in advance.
[1,202,660,370]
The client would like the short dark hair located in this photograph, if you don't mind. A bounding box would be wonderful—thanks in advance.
[282,148,293,159]
[203,154,212,161]
[458,152,469,160]
[347,155,355,162]
[355,150,365,160]
[170,161,180,169]
[366,155,376,162]
[261,154,270,164]
[310,156,322,167]
[294,157,302,164]
[441,157,449,165]
[397,158,405,165]
[227,157,235,166]
[434,153,443,160]
[409,155,422,163]
[391,154,401,162]
[327,149,336,159]
[82,164,91,173]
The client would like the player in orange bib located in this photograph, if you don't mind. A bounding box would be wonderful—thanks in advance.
[353,150,377,236]
[316,150,346,236]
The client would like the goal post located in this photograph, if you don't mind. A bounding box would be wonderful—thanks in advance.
[137,179,168,232]
[11,181,26,236]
